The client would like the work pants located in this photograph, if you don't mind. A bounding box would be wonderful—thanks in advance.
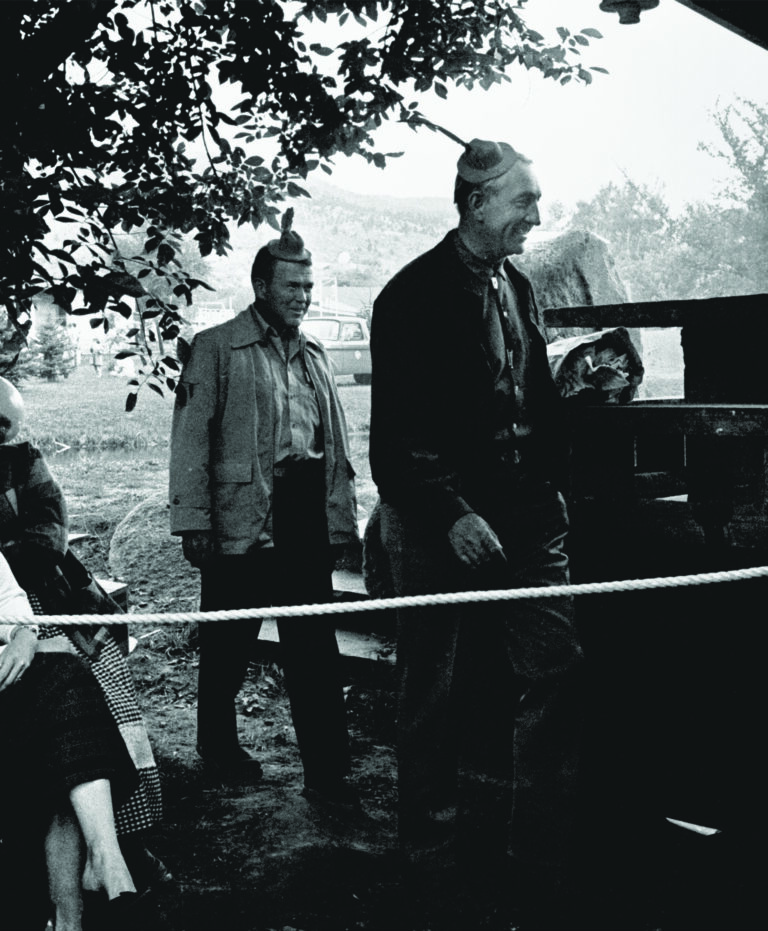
[380,479,583,874]
[196,461,350,786]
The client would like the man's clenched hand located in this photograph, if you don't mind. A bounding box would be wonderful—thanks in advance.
[448,513,506,569]
[181,530,214,568]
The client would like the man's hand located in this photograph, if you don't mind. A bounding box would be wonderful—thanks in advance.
[181,530,214,568]
[448,513,506,570]
[0,627,38,693]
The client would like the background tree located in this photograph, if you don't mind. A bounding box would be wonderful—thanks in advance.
[16,323,77,383]
[566,97,768,302]
[1,0,604,405]
[0,312,32,377]
[567,179,674,301]
[691,96,768,295]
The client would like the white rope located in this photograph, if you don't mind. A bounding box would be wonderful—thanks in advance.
[1,563,767,626]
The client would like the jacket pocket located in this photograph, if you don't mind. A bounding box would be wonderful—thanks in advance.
[212,461,252,483]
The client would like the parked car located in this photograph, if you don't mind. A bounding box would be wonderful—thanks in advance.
[302,314,372,384]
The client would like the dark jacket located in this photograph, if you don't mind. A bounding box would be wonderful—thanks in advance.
[0,442,68,589]
[0,442,123,641]
[370,231,567,534]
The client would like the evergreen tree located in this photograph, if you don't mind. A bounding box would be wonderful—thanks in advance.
[24,324,77,382]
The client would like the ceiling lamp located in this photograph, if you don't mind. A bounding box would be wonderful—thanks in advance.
[599,1,660,25]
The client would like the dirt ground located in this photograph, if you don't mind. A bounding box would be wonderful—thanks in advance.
[117,602,767,931]
[128,641,408,931]
[55,453,763,931]
[55,541,759,931]
[121,628,767,931]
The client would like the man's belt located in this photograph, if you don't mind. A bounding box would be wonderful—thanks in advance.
[273,456,325,479]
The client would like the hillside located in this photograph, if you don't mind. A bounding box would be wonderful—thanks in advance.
[194,181,457,315]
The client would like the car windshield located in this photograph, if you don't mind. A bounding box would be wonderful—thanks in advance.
[340,321,364,341]
[303,319,339,341]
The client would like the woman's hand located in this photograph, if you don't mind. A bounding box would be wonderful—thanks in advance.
[0,627,38,692]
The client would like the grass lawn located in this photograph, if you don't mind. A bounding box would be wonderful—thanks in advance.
[10,367,375,573]
[16,366,372,451]
[17,366,175,451]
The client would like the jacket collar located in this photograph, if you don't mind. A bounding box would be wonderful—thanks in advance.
[439,230,533,304]
[229,304,308,352]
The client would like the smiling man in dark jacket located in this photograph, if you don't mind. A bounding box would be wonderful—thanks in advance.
[369,139,584,924]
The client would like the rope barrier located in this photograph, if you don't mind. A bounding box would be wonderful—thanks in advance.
[1,563,767,626]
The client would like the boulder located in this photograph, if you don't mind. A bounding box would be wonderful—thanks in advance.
[109,490,200,613]
[515,229,629,341]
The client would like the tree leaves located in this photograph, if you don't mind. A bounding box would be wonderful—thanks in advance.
[2,0,606,400]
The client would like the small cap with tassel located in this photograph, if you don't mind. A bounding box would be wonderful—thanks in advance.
[456,139,522,184]
[266,207,312,262]
[402,116,523,185]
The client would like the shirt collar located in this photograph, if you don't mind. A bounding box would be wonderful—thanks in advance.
[249,304,301,344]
[250,303,280,339]
[250,305,309,367]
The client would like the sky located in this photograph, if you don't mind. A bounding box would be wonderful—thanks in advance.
[315,0,768,214]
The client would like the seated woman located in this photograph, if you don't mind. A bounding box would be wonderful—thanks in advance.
[0,376,165,890]
[0,552,139,931]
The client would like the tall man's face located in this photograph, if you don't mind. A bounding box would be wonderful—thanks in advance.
[471,161,542,261]
[255,260,314,329]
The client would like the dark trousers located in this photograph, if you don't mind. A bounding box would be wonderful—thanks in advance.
[381,480,583,875]
[197,462,350,785]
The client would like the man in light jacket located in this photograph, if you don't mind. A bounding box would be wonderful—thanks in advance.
[170,212,358,803]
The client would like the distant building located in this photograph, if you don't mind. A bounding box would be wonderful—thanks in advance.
[186,299,236,333]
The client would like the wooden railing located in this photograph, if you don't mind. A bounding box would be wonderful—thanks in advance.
[543,292,768,328]
[544,292,768,566]
[543,293,768,439]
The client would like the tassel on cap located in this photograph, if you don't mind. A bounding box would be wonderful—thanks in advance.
[266,207,312,261]
[403,115,521,184]
[456,139,521,183]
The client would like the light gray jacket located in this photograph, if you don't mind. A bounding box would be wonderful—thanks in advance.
[169,306,358,554]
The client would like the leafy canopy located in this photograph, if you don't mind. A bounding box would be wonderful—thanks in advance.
[566,97,768,303]
[1,0,603,405]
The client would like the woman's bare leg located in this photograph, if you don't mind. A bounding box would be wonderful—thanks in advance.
[69,779,136,900]
[45,810,84,931]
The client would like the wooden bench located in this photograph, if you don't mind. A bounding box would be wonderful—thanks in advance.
[67,532,394,675]
[544,295,768,835]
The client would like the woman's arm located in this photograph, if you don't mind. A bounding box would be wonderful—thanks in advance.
[0,550,39,684]
[0,624,39,692]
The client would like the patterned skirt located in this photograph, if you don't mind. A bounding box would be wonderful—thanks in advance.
[30,593,162,837]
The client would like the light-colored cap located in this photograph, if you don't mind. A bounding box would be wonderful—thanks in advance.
[456,139,522,184]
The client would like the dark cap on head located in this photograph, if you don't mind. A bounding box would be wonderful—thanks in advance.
[456,139,522,184]
[266,207,312,262]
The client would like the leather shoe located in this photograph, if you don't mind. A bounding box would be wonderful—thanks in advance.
[82,891,144,931]
[301,778,360,809]
[199,747,264,784]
